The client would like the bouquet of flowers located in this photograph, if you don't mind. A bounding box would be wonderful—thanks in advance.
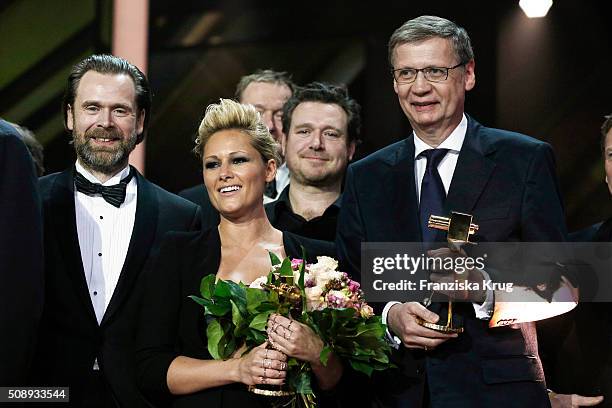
[189,252,392,407]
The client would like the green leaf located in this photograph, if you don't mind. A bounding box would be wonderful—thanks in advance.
[231,300,244,328]
[200,274,216,299]
[206,319,224,360]
[278,257,293,279]
[292,369,314,395]
[269,251,282,266]
[213,280,232,298]
[350,360,374,377]
[246,288,272,314]
[249,311,271,331]
[204,300,232,317]
[298,246,307,290]
[188,295,208,308]
[319,346,331,366]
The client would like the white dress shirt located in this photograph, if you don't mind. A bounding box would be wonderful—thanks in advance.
[382,115,493,345]
[74,161,137,325]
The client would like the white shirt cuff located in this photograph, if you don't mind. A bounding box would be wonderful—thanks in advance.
[382,301,402,348]
[472,269,494,319]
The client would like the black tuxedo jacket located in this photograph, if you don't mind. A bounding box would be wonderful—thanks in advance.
[31,167,201,407]
[337,116,566,407]
[136,227,335,407]
[0,120,44,385]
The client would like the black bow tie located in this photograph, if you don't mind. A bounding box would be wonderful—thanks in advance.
[74,168,134,208]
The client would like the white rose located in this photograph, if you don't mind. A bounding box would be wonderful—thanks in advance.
[316,271,344,287]
[307,256,339,278]
[305,286,324,311]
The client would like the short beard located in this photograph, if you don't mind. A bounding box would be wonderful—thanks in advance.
[73,127,137,175]
[290,168,343,189]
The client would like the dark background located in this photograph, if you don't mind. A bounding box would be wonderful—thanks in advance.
[1,0,611,230]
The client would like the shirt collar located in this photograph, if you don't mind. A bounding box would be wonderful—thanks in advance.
[274,184,342,216]
[75,160,131,186]
[413,114,467,158]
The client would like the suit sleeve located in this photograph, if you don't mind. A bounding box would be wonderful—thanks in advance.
[336,165,365,281]
[521,143,567,241]
[0,130,44,384]
[135,233,182,403]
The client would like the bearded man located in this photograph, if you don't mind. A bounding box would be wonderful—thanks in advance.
[31,55,201,407]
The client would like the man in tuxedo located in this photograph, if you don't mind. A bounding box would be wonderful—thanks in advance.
[0,120,44,385]
[31,55,201,407]
[179,70,295,228]
[265,82,358,242]
[336,16,566,407]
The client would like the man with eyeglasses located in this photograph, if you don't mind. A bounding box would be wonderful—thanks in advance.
[337,15,566,407]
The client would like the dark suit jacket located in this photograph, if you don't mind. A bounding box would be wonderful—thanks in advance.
[539,219,612,407]
[31,167,201,407]
[337,116,566,407]
[0,120,44,385]
[136,227,335,407]
[178,184,220,230]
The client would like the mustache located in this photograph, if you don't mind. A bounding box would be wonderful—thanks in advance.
[85,127,122,140]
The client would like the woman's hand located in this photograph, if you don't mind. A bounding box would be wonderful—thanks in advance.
[236,342,287,386]
[267,314,324,365]
[267,314,343,390]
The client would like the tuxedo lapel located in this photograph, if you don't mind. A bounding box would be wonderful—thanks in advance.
[445,118,496,216]
[101,170,158,326]
[48,168,98,322]
[387,137,421,242]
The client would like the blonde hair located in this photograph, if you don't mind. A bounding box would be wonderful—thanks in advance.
[194,98,280,165]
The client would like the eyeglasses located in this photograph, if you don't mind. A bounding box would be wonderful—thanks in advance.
[391,62,466,84]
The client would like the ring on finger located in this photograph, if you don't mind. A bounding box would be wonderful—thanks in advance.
[424,346,429,351]
[280,362,287,370]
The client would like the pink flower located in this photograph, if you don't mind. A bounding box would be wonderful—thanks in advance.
[348,280,360,293]
[291,258,304,270]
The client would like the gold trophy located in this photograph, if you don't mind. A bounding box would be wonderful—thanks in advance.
[416,211,479,334]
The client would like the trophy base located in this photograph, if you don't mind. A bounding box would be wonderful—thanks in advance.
[248,385,295,397]
[417,318,464,334]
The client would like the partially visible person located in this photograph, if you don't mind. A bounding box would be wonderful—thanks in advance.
[136,99,341,407]
[7,121,45,177]
[31,54,201,407]
[0,119,44,385]
[180,70,296,229]
[265,82,359,242]
[540,114,612,408]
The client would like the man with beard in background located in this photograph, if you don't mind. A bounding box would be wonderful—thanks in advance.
[31,55,201,407]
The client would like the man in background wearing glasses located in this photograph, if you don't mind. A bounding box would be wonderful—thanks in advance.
[337,15,566,407]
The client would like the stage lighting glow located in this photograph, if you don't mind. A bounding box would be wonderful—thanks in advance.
[519,0,553,18]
